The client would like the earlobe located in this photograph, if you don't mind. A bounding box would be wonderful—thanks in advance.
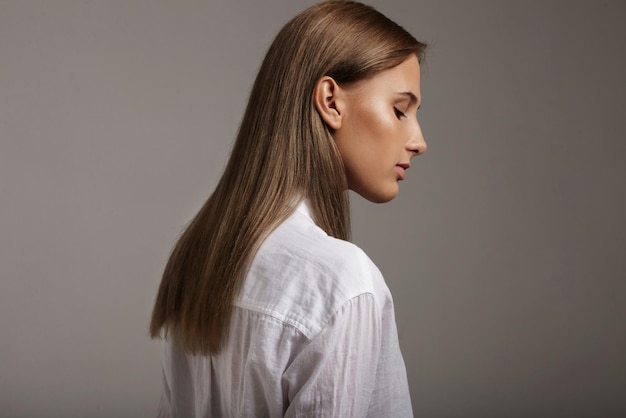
[313,76,342,130]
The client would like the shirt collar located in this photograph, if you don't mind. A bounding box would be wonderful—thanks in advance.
[295,197,314,221]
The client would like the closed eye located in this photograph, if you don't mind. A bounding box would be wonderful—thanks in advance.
[393,107,407,119]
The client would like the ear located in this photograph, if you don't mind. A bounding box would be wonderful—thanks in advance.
[313,76,343,130]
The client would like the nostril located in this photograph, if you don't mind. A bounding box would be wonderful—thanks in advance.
[407,138,426,155]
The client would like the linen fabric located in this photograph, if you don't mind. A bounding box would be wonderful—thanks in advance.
[157,200,413,417]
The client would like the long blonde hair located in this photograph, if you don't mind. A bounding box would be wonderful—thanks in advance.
[150,0,426,355]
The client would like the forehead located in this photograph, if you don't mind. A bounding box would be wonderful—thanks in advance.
[347,55,421,98]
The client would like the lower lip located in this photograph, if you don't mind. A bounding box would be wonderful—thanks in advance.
[395,166,406,180]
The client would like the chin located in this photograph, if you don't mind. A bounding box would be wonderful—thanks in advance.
[368,195,397,204]
[356,187,399,204]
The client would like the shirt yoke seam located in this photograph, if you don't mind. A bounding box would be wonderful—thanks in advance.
[234,291,377,340]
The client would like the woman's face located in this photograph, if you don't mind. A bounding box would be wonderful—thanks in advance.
[333,55,426,203]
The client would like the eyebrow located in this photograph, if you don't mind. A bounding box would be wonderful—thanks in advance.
[396,92,421,109]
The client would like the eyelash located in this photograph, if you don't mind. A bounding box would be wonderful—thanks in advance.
[393,107,407,119]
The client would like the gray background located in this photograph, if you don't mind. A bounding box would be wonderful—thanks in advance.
[1,0,625,417]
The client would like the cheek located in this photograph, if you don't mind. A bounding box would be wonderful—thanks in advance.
[352,103,395,143]
[340,100,401,170]
[364,112,402,161]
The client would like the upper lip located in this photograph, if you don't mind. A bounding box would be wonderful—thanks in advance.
[396,163,410,169]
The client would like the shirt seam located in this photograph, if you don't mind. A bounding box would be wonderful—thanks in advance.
[234,291,377,340]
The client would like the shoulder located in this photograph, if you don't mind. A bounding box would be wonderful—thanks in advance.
[237,207,391,339]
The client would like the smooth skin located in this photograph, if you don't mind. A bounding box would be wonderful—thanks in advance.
[314,55,426,203]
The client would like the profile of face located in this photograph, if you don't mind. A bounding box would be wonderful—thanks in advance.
[314,55,426,203]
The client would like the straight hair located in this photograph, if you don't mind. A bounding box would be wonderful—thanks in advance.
[150,0,426,355]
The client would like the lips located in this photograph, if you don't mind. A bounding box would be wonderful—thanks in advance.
[395,163,409,180]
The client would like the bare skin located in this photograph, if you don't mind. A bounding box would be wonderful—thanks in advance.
[314,55,427,203]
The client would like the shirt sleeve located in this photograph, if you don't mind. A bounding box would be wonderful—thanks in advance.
[281,293,413,417]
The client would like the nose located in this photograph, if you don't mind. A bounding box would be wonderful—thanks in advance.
[407,120,427,156]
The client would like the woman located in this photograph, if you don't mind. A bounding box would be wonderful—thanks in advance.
[150,1,427,416]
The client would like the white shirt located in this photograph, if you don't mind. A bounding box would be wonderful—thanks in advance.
[158,201,413,417]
